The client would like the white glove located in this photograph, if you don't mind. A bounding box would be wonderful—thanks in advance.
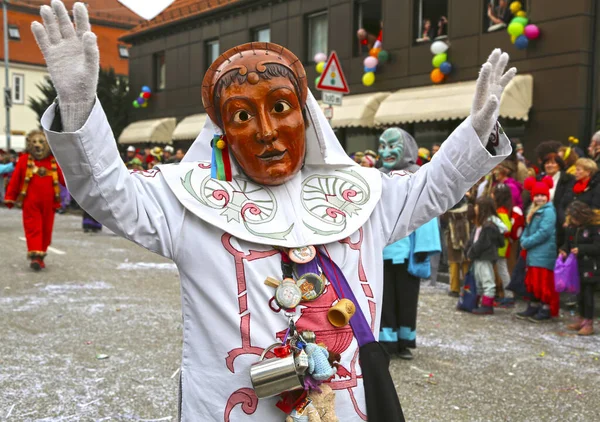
[31,0,99,132]
[470,49,517,144]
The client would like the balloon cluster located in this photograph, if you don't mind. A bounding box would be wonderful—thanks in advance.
[133,86,152,108]
[358,29,389,87]
[506,1,540,50]
[430,40,452,84]
[314,52,328,88]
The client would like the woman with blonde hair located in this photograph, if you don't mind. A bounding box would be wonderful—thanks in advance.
[559,158,600,226]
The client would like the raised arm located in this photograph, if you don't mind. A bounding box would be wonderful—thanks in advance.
[375,49,515,245]
[33,1,185,259]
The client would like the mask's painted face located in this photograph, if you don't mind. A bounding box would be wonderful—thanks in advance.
[26,131,50,160]
[378,128,405,169]
[219,76,305,186]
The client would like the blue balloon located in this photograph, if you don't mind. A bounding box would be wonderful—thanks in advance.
[136,97,145,105]
[439,61,453,75]
[515,35,529,50]
[364,66,377,73]
[141,85,152,93]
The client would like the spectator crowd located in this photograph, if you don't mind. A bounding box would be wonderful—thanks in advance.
[352,130,600,342]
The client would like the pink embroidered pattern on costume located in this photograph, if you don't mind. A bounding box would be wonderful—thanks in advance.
[129,168,160,178]
[221,228,374,421]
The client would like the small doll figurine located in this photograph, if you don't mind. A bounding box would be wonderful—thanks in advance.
[305,343,337,381]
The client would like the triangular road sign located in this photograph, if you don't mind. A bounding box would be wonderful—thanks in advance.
[316,51,350,94]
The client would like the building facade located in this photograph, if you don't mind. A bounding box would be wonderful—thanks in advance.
[121,0,600,157]
[0,0,141,150]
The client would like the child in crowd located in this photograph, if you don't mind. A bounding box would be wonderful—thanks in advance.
[492,184,514,307]
[442,197,471,297]
[560,201,600,336]
[517,177,559,322]
[467,197,506,315]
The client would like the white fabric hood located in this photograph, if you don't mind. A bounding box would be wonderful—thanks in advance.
[158,91,382,247]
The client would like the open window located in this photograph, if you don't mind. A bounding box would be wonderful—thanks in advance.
[414,0,448,44]
[353,0,382,56]
[306,11,328,62]
[485,0,527,32]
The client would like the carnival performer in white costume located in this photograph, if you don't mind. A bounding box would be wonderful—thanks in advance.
[33,2,516,421]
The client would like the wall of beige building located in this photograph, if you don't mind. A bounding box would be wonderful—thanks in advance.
[0,62,48,151]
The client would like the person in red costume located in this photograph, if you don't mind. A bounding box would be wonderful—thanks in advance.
[4,130,64,270]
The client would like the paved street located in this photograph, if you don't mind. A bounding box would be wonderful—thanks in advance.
[1,208,599,421]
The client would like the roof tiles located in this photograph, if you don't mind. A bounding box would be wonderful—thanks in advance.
[122,0,241,40]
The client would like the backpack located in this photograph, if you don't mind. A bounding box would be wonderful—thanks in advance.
[457,270,478,312]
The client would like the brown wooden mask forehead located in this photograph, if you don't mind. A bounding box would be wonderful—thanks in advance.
[201,42,307,129]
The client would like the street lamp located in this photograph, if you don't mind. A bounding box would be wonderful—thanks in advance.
[2,0,11,151]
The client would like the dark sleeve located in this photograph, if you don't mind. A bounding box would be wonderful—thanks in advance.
[591,184,600,209]
[577,227,600,257]
[494,228,506,247]
[559,184,574,218]
[559,228,571,253]
[501,8,512,24]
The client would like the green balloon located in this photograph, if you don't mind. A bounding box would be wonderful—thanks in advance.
[432,53,447,68]
[315,76,321,87]
[133,100,140,108]
[507,22,525,37]
[378,50,389,63]
[511,16,529,26]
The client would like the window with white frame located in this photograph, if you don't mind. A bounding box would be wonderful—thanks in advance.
[253,27,271,43]
[414,0,448,43]
[118,45,129,58]
[307,11,328,62]
[8,25,20,40]
[206,39,220,70]
[12,74,24,104]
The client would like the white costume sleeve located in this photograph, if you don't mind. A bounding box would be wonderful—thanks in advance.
[376,117,510,246]
[41,99,185,260]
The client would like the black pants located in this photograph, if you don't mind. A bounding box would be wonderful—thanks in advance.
[381,261,420,351]
[578,283,596,319]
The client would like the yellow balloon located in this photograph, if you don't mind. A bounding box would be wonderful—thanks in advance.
[510,34,517,44]
[510,1,522,14]
[362,72,375,86]
[516,10,527,18]
[316,61,325,74]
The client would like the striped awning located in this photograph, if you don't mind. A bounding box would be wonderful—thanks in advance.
[320,92,390,128]
[172,113,208,141]
[374,74,533,125]
[118,117,177,145]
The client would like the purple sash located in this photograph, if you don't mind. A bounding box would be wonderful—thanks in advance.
[296,250,375,347]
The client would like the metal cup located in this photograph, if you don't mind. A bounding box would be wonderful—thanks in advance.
[250,343,305,399]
